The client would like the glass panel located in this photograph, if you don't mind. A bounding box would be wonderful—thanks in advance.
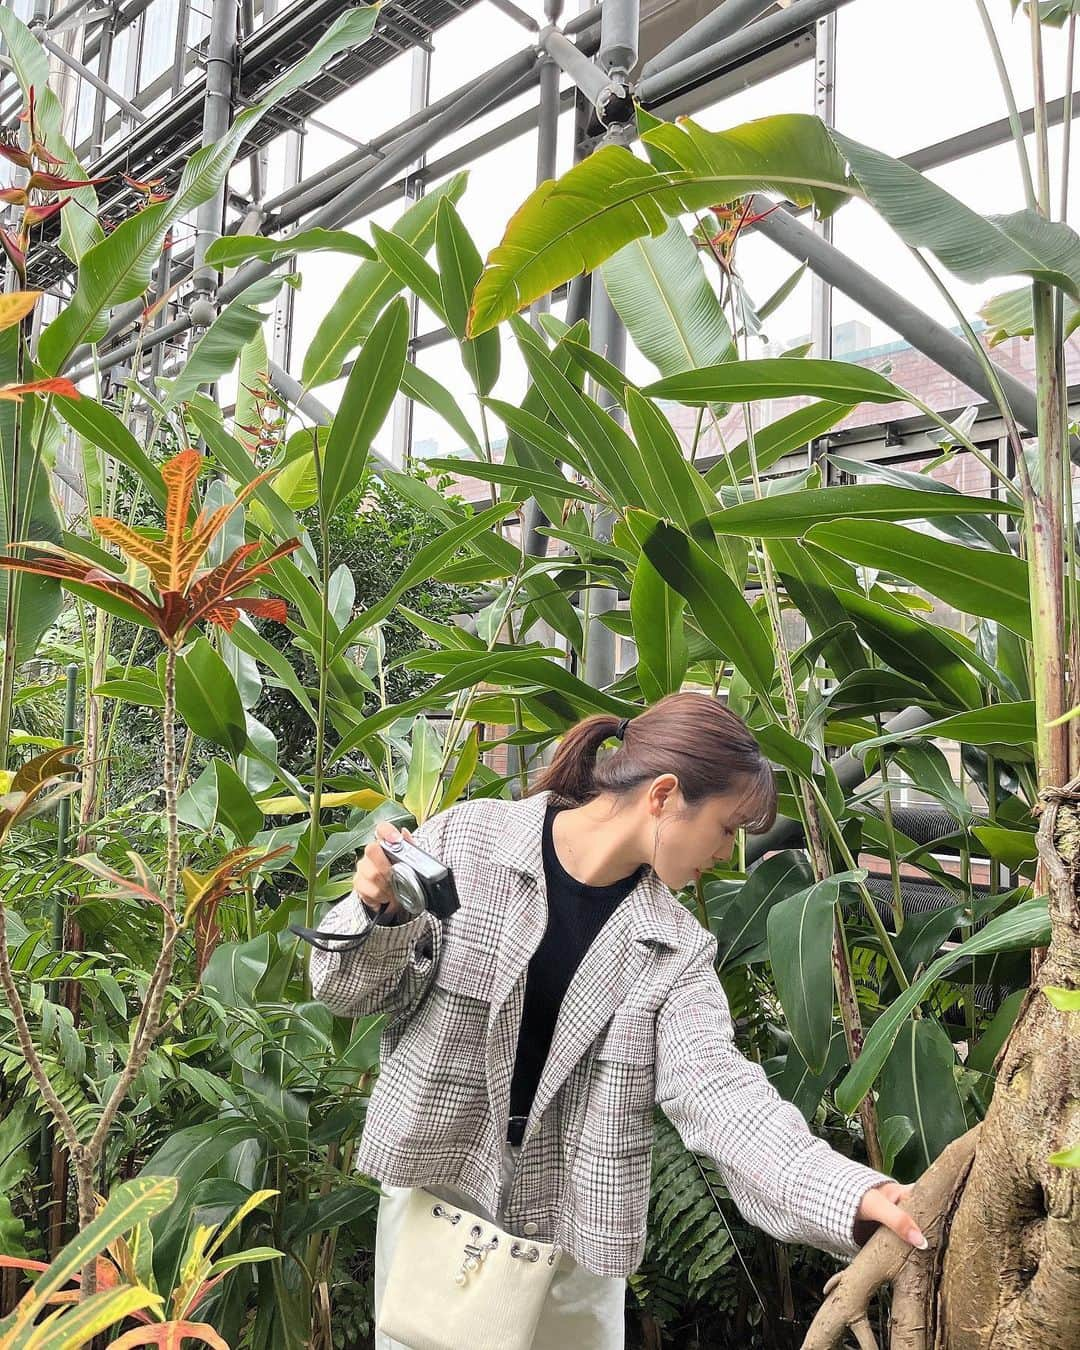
[138,0,180,88]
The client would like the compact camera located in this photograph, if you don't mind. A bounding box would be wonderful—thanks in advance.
[289,833,459,953]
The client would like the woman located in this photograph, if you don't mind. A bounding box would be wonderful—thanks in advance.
[310,692,923,1349]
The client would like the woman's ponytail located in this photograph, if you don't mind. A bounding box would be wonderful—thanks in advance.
[526,713,625,805]
[524,692,777,831]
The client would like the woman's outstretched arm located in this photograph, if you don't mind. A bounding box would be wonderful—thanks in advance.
[654,929,897,1259]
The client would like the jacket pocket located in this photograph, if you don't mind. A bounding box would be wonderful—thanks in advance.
[588,1009,657,1154]
[433,936,497,1003]
[396,937,495,1085]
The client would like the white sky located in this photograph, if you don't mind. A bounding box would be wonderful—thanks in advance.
[228,0,1080,461]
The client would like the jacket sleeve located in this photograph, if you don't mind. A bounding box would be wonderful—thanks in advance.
[654,930,893,1259]
[308,810,449,1026]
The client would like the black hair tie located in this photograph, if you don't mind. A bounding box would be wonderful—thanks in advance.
[615,717,631,740]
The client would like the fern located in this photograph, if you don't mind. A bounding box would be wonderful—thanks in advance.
[638,1110,740,1318]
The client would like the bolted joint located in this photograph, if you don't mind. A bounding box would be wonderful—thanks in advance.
[596,79,635,129]
[186,293,217,329]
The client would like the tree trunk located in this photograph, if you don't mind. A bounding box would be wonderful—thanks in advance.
[933,784,1080,1348]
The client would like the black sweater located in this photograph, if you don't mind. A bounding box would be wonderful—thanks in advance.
[507,800,645,1127]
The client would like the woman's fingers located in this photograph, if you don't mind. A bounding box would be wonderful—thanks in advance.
[857,1181,928,1250]
[351,822,417,919]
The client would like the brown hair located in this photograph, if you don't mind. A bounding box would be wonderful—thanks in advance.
[526,691,777,832]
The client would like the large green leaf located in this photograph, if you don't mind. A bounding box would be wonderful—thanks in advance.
[205,228,376,267]
[436,200,500,396]
[831,585,983,709]
[833,128,1080,299]
[647,359,906,408]
[383,465,585,654]
[404,648,639,718]
[979,282,1080,344]
[626,511,775,698]
[403,716,442,824]
[53,394,165,510]
[39,6,380,373]
[162,275,287,407]
[178,758,262,843]
[330,499,520,657]
[469,114,853,333]
[768,874,862,1075]
[319,296,409,518]
[400,362,481,456]
[0,334,64,664]
[624,388,716,537]
[876,1019,967,1180]
[767,537,867,680]
[425,456,603,505]
[712,850,816,969]
[806,518,1031,638]
[836,898,1050,1113]
[172,636,248,756]
[599,220,734,378]
[302,176,465,388]
[854,701,1036,753]
[513,318,652,507]
[708,484,1020,537]
[630,551,688,701]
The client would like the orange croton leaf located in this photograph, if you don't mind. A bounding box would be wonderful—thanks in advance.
[0,1252,122,1304]
[73,850,173,920]
[92,448,282,595]
[0,745,80,845]
[108,1322,230,1350]
[0,376,80,402]
[185,844,291,972]
[0,290,41,332]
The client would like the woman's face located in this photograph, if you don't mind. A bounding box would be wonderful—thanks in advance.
[645,776,754,891]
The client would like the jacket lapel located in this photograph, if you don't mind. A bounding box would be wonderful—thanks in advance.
[483,790,680,1149]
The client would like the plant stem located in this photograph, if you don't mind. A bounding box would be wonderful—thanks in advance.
[302,456,333,975]
[972,0,1038,209]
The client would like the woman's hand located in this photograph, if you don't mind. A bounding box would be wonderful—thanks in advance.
[352,822,415,923]
[853,1181,928,1250]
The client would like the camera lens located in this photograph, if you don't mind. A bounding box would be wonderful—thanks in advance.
[388,864,426,915]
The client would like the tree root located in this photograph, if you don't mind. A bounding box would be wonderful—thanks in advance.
[801,1128,979,1350]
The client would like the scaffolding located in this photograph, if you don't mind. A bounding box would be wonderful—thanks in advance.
[3,0,1078,755]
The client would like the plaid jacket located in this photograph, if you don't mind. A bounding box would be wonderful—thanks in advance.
[310,789,892,1278]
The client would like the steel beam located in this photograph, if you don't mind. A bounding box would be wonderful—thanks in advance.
[640,0,775,81]
[745,191,1078,457]
[639,0,857,106]
[192,0,239,295]
[598,0,639,77]
[63,45,539,381]
[34,28,147,124]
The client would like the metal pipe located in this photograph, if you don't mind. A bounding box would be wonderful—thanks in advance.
[262,52,538,221]
[192,0,239,294]
[745,192,1077,457]
[63,46,540,381]
[745,706,936,863]
[46,0,101,31]
[582,276,624,691]
[598,0,638,77]
[487,0,540,31]
[639,0,857,106]
[35,27,148,123]
[538,25,610,106]
[240,0,263,202]
[640,0,775,81]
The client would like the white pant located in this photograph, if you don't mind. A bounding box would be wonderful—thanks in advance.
[373,1139,627,1350]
